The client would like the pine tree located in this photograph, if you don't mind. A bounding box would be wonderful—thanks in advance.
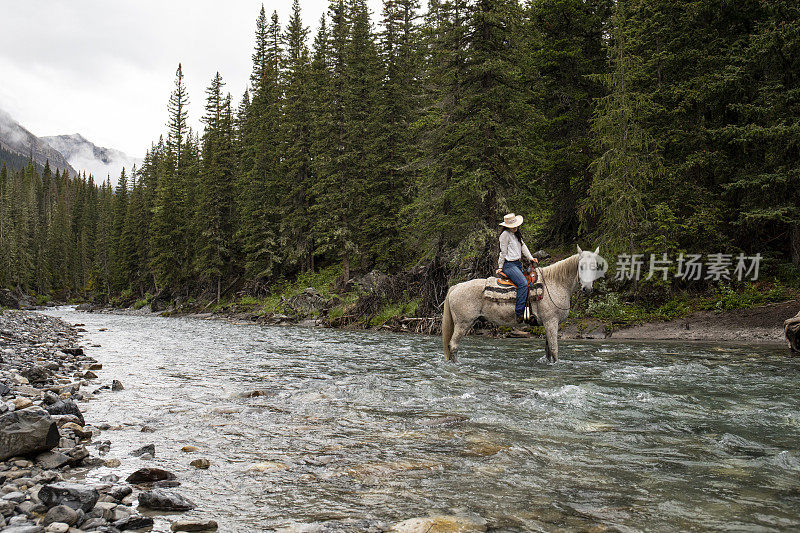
[580,0,663,253]
[251,6,270,87]
[281,0,315,273]
[237,8,284,285]
[372,0,421,268]
[167,64,190,172]
[413,0,526,275]
[111,168,132,294]
[311,0,357,280]
[0,163,7,287]
[308,15,333,271]
[345,0,388,269]
[197,73,236,299]
[151,67,192,295]
[522,0,611,243]
[720,0,800,264]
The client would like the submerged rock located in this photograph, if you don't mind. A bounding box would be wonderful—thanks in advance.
[171,519,219,531]
[138,489,195,511]
[126,467,176,483]
[0,407,60,460]
[131,443,155,457]
[189,458,210,469]
[389,515,487,533]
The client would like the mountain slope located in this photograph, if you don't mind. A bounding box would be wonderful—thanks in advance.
[42,134,142,183]
[0,108,76,175]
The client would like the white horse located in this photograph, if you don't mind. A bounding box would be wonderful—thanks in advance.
[441,246,603,363]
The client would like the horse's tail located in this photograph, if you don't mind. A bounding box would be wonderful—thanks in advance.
[442,288,454,361]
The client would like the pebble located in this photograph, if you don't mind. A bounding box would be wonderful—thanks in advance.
[2,491,26,503]
[12,398,32,410]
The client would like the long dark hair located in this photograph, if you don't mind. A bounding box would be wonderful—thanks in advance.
[502,227,523,243]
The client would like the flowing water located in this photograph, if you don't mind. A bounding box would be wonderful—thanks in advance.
[43,307,800,532]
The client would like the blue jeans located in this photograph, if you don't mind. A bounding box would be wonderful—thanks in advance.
[502,260,528,318]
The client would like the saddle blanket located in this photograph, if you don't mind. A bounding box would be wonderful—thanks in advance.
[483,268,544,303]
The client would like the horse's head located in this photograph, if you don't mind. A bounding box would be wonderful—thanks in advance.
[576,245,606,296]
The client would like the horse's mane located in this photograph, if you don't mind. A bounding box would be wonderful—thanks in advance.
[541,253,580,285]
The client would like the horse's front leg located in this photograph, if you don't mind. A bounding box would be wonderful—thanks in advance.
[544,319,559,363]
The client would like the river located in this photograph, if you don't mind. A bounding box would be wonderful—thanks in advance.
[42,307,800,532]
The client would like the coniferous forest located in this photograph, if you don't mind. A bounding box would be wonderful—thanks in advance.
[0,0,798,312]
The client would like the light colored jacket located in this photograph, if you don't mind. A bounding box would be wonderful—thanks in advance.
[498,230,533,269]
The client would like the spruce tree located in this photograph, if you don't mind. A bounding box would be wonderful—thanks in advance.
[343,0,383,268]
[311,0,357,280]
[281,0,315,272]
[237,8,284,285]
[580,0,663,253]
[373,0,421,268]
[522,0,611,244]
[197,73,236,299]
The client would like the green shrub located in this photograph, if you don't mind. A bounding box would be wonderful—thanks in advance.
[654,298,691,320]
[132,292,154,310]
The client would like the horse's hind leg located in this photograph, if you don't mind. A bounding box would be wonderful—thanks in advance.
[449,323,471,362]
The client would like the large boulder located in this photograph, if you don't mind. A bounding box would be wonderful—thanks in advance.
[786,311,800,352]
[0,289,20,309]
[286,288,327,315]
[0,407,60,461]
[38,482,99,512]
[357,270,389,292]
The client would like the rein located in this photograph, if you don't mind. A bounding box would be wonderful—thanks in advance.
[540,263,579,312]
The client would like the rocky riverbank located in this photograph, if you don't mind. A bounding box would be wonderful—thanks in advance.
[0,310,218,532]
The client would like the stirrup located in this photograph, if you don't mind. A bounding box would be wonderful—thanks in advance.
[523,305,538,326]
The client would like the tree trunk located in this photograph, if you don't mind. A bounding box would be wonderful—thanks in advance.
[791,222,800,267]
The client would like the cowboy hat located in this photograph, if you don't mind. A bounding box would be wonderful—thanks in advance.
[499,213,523,228]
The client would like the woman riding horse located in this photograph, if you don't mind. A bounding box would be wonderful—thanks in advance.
[496,213,535,324]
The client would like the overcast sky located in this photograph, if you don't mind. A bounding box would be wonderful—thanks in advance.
[0,0,386,161]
